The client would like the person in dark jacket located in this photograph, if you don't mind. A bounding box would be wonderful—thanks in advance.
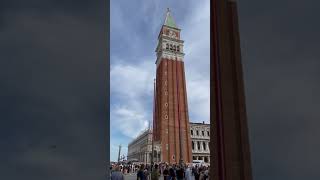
[169,167,176,180]
[137,164,146,180]
[151,164,160,180]
[194,166,200,180]
[163,165,170,180]
[111,165,124,180]
[176,166,184,180]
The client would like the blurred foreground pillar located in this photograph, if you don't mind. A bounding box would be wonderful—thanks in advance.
[210,0,253,180]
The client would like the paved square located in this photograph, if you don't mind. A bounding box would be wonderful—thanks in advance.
[123,173,195,180]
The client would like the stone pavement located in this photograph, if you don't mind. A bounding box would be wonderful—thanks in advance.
[123,173,195,180]
[123,173,162,180]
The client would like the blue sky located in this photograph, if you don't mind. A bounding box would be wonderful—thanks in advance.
[110,0,210,161]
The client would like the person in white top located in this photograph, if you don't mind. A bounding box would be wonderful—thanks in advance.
[185,165,193,180]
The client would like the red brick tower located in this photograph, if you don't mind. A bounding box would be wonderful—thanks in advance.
[153,8,192,164]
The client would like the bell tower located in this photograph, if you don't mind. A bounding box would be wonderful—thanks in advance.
[153,8,192,164]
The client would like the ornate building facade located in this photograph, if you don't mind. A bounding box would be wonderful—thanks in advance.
[127,129,161,164]
[190,122,210,163]
[127,122,210,164]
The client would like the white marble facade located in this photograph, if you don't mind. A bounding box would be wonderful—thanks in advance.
[190,122,210,163]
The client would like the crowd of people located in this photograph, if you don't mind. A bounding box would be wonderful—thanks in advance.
[110,162,210,180]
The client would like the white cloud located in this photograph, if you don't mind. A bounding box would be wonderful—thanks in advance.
[110,60,155,161]
[111,106,149,137]
[110,59,155,138]
[182,0,210,123]
[187,78,210,123]
[111,60,155,98]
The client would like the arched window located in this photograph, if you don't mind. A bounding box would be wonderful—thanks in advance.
[196,130,199,136]
[170,44,173,50]
[203,142,206,150]
[166,43,169,49]
[207,131,210,136]
[191,130,193,135]
[192,141,194,150]
[202,131,205,136]
[177,46,180,52]
[197,142,201,150]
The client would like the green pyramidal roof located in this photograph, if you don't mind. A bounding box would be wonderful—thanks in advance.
[164,8,177,28]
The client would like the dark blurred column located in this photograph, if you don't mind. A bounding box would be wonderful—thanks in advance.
[210,0,253,180]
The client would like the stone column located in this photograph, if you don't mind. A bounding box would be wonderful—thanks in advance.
[196,140,199,151]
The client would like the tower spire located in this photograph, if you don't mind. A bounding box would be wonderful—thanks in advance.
[164,8,177,28]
